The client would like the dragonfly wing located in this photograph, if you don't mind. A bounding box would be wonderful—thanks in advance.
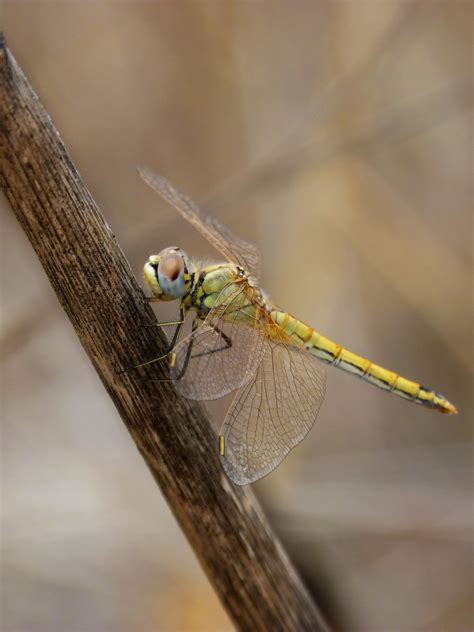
[170,285,267,400]
[219,341,327,485]
[139,167,261,278]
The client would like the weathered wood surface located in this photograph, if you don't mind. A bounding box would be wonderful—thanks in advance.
[0,36,330,631]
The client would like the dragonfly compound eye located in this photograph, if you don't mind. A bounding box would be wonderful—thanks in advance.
[156,253,186,300]
[158,253,183,281]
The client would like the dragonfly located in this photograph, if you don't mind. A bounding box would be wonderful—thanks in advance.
[138,167,458,485]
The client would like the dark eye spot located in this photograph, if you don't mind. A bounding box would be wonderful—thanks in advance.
[159,253,183,281]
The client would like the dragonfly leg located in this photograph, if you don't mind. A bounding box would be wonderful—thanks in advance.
[190,325,232,359]
[171,321,232,381]
[150,320,234,383]
[167,317,199,381]
[117,308,185,374]
[142,319,185,328]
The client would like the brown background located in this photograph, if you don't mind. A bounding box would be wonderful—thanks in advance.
[1,2,472,630]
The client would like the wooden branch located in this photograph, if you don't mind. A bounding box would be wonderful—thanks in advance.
[0,36,330,631]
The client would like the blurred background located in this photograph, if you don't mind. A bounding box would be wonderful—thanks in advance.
[1,1,472,630]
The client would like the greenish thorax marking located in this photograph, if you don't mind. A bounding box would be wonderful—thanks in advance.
[189,264,239,314]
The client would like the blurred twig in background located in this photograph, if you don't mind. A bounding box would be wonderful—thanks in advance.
[0,36,330,632]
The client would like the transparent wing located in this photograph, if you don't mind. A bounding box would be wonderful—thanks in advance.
[220,342,327,485]
[170,284,267,400]
[139,167,261,278]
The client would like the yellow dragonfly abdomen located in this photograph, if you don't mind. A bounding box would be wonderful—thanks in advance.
[271,310,458,415]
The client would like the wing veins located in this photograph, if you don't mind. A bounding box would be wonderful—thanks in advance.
[139,167,260,276]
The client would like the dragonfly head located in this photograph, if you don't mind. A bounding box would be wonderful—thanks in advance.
[144,247,190,301]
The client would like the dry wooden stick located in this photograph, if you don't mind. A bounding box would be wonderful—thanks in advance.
[0,36,330,632]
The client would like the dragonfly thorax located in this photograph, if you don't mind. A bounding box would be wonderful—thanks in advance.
[144,247,193,301]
